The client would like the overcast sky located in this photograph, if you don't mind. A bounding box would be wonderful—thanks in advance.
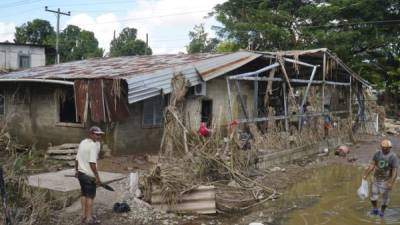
[0,0,227,54]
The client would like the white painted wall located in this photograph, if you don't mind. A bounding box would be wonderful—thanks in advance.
[0,44,45,70]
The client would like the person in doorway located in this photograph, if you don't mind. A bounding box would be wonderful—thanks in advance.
[363,139,398,217]
[75,126,104,224]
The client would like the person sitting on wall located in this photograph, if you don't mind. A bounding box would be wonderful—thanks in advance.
[75,126,105,224]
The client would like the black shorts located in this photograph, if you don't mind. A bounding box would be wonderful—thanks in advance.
[78,172,97,199]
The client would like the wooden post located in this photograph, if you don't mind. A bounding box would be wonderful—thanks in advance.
[349,77,352,118]
[300,66,318,110]
[226,78,233,121]
[283,82,289,131]
[235,80,249,120]
[253,73,258,118]
[322,53,326,112]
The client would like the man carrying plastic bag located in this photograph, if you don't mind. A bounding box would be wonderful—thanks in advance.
[357,178,369,200]
[363,139,398,217]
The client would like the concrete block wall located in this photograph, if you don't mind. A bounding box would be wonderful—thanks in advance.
[185,76,255,131]
[0,83,86,150]
[113,102,163,155]
[256,137,346,169]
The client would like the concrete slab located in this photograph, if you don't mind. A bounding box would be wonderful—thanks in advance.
[28,169,126,192]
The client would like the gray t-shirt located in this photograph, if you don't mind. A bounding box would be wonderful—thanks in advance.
[372,150,399,181]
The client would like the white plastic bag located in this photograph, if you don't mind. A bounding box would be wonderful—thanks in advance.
[357,179,369,200]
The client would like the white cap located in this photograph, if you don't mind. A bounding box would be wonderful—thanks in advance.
[89,126,104,135]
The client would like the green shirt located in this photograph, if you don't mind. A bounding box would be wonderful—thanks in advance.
[373,150,399,181]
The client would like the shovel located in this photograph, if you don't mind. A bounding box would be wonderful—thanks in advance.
[64,174,115,191]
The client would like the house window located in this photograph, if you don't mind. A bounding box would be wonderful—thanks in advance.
[142,96,163,128]
[19,55,30,69]
[201,99,212,126]
[0,91,4,116]
[59,89,79,123]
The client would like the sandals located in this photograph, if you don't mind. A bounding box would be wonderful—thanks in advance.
[85,217,101,225]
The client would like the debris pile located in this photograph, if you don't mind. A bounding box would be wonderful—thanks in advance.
[384,118,400,135]
[144,74,280,214]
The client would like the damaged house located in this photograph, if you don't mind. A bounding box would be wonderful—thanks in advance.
[0,49,371,155]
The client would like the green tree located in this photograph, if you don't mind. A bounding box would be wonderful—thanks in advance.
[59,25,104,62]
[109,27,152,57]
[212,0,400,88]
[215,40,240,53]
[186,24,219,53]
[14,19,55,45]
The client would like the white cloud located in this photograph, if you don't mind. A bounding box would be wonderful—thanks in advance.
[125,0,227,54]
[64,0,227,54]
[66,13,121,52]
[0,22,15,42]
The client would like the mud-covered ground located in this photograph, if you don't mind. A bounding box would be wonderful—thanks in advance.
[49,134,399,225]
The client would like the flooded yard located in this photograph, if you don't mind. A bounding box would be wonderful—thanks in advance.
[283,164,400,225]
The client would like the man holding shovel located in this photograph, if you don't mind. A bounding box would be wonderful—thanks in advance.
[75,126,104,224]
[363,139,398,217]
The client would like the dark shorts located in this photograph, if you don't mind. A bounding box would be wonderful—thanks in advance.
[77,172,96,199]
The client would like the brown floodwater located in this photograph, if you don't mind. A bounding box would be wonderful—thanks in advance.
[283,164,400,225]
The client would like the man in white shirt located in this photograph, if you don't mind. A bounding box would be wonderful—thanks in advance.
[75,126,104,224]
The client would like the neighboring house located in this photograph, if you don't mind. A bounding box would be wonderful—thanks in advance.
[0,49,369,155]
[0,42,46,71]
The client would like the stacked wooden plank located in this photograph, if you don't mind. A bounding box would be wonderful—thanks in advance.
[46,143,79,166]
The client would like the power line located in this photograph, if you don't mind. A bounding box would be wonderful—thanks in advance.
[0,0,42,9]
[71,10,210,26]
[299,19,400,29]
[46,0,138,8]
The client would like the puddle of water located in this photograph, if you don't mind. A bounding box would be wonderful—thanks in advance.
[283,164,400,225]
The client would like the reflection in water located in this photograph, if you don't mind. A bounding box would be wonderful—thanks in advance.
[283,164,400,225]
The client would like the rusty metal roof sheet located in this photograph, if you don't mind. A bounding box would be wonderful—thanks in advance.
[0,51,262,104]
[0,53,227,80]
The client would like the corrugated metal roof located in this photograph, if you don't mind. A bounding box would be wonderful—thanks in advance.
[126,51,262,103]
[0,53,228,80]
[0,52,262,104]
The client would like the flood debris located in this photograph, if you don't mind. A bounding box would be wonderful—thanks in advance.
[385,118,400,135]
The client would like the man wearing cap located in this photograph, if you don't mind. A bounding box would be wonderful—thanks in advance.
[363,139,398,217]
[75,126,104,224]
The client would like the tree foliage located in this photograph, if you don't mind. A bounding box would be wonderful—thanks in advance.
[14,19,55,45]
[186,24,219,53]
[215,40,240,53]
[109,27,152,57]
[14,19,104,63]
[212,0,400,90]
[59,25,104,62]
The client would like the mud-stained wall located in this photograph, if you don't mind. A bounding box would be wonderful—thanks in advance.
[0,83,86,150]
[185,76,255,131]
[113,102,163,155]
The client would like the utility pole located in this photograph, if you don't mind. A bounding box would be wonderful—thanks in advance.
[145,33,148,55]
[45,6,70,64]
